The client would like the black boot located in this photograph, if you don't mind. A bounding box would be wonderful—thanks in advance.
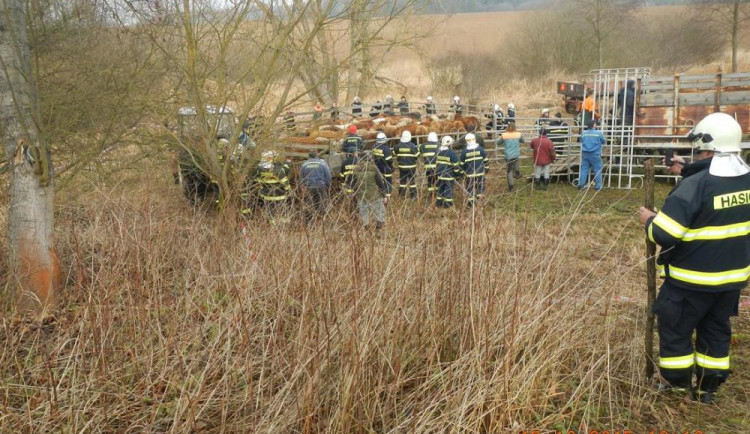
[533,177,540,189]
[542,178,549,190]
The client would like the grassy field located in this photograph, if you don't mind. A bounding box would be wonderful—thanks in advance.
[1,158,748,432]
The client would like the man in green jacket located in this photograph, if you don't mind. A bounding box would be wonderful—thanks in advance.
[353,152,387,231]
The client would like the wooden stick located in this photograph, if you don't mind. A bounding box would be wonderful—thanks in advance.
[644,159,657,380]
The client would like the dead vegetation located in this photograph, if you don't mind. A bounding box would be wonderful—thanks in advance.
[1,174,748,432]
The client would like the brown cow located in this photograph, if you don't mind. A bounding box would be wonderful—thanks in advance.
[454,115,479,131]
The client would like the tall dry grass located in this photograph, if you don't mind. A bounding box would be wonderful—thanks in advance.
[1,183,683,433]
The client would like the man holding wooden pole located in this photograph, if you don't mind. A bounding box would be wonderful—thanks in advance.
[638,113,750,405]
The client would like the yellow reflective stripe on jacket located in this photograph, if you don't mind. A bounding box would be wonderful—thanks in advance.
[695,352,730,370]
[466,172,485,178]
[667,264,750,286]
[658,354,694,369]
[261,195,287,201]
[682,220,750,241]
[648,223,655,243]
[652,212,688,239]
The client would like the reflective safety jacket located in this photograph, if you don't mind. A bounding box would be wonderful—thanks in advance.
[342,134,364,154]
[340,154,360,193]
[352,102,363,116]
[459,146,489,178]
[436,148,461,181]
[395,141,419,170]
[252,162,290,202]
[372,143,394,176]
[646,158,750,292]
[420,141,439,170]
[548,120,568,142]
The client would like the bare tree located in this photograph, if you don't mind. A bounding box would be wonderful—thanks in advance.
[0,0,58,311]
[568,0,641,69]
[697,0,749,72]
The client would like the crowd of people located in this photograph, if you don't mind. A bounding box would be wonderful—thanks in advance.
[245,116,611,229]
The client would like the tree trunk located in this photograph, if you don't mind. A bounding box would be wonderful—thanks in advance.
[731,0,739,73]
[0,0,58,312]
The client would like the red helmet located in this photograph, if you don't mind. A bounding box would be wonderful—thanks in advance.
[348,125,358,134]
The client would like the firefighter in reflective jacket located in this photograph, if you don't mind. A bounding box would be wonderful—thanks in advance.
[436,136,461,208]
[340,151,359,195]
[372,132,394,197]
[459,133,489,207]
[639,113,750,405]
[421,132,440,194]
[342,125,364,154]
[249,151,291,222]
[394,130,419,198]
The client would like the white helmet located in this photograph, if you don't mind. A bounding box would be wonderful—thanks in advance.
[441,136,454,147]
[376,132,387,143]
[453,96,460,102]
[353,96,361,103]
[494,104,500,111]
[427,96,433,102]
[261,150,274,161]
[428,132,438,142]
[688,112,742,153]
[541,108,550,115]
[386,94,392,100]
[400,130,412,142]
[508,103,515,110]
[465,133,476,143]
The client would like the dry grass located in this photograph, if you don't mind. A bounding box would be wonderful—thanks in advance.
[1,169,748,432]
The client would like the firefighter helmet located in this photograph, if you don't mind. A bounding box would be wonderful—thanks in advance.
[400,130,412,142]
[427,96,433,102]
[441,136,454,147]
[453,95,460,102]
[376,132,387,144]
[508,103,515,110]
[465,133,476,143]
[348,125,358,134]
[688,112,742,154]
[428,132,438,142]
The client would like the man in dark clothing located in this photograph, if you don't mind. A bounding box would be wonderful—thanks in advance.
[450,96,463,117]
[485,104,505,133]
[372,132,394,197]
[330,103,339,120]
[370,101,382,118]
[548,112,569,145]
[639,113,750,405]
[436,136,461,208]
[340,151,360,195]
[352,97,363,117]
[507,103,516,124]
[300,151,332,220]
[459,133,489,208]
[342,125,364,154]
[617,79,636,125]
[394,130,419,198]
[383,95,395,116]
[421,132,440,194]
[398,96,409,115]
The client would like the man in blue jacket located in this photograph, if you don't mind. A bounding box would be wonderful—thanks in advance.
[300,151,332,220]
[497,123,524,192]
[578,120,606,190]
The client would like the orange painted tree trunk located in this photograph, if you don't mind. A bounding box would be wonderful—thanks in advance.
[0,0,58,312]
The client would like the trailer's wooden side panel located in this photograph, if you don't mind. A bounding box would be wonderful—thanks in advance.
[637,73,750,140]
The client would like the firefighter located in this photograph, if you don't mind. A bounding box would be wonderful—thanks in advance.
[485,104,505,133]
[507,103,516,124]
[283,111,296,133]
[352,96,363,117]
[249,151,291,223]
[420,131,440,195]
[450,96,463,116]
[548,112,569,145]
[384,95,395,116]
[436,136,461,208]
[638,112,750,404]
[394,130,419,199]
[342,125,364,154]
[372,132,394,197]
[370,101,382,118]
[340,150,359,195]
[459,133,489,208]
[424,96,437,116]
[536,108,551,132]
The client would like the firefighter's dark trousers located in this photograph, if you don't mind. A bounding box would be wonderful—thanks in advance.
[425,168,437,193]
[653,282,741,392]
[465,175,485,207]
[382,173,393,197]
[436,178,454,208]
[398,168,417,198]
